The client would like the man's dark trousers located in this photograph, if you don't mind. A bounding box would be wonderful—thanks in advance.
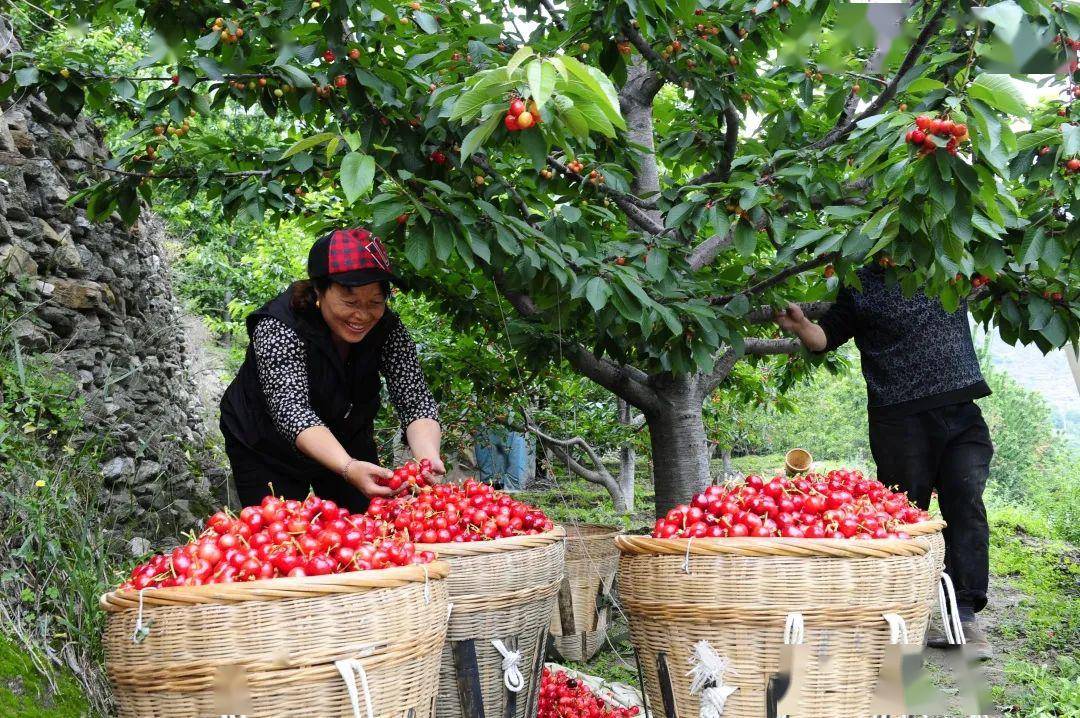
[868,400,994,613]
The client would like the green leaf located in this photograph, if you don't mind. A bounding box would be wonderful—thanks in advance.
[340,151,376,204]
[823,205,868,220]
[1062,124,1080,157]
[450,69,511,122]
[645,249,669,280]
[15,67,38,86]
[1019,226,1046,267]
[575,101,616,138]
[277,65,313,89]
[507,46,534,74]
[282,132,337,159]
[561,107,589,138]
[527,60,557,110]
[404,225,431,269]
[903,78,946,93]
[459,111,502,163]
[585,276,610,312]
[413,11,439,33]
[559,56,624,130]
[968,74,1029,118]
[1016,126,1061,152]
[665,202,696,229]
[1041,313,1068,347]
[196,29,221,50]
[734,222,757,257]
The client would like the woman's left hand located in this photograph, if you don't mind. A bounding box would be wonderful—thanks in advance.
[421,455,446,477]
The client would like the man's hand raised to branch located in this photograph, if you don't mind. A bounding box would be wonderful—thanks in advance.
[774,302,827,352]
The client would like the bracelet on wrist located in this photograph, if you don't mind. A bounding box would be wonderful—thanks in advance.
[341,458,360,478]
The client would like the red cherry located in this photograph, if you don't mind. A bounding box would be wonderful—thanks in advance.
[504,113,519,131]
[509,98,526,116]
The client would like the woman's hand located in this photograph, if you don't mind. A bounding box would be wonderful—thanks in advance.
[421,455,446,478]
[773,302,808,333]
[343,460,397,497]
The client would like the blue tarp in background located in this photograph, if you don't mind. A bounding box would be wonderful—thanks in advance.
[474,427,535,491]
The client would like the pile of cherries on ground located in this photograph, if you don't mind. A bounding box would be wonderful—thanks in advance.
[652,468,931,540]
[538,668,641,718]
[119,460,554,591]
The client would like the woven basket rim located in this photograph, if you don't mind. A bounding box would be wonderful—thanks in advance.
[414,525,566,555]
[615,534,929,558]
[897,518,947,535]
[561,523,624,541]
[100,560,451,611]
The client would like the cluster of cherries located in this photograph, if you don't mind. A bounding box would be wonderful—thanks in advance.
[368,477,554,544]
[538,668,641,718]
[904,115,968,156]
[651,468,930,540]
[376,458,437,492]
[504,97,540,131]
[119,493,434,591]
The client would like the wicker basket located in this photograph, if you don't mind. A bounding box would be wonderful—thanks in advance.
[901,519,948,641]
[548,524,621,662]
[418,527,566,718]
[101,563,451,718]
[616,535,938,718]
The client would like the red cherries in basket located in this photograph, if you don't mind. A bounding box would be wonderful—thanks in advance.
[651,468,930,540]
[118,493,435,591]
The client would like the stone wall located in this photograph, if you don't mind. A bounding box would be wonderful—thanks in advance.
[0,92,224,534]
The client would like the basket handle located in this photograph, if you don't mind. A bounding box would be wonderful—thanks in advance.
[335,659,375,718]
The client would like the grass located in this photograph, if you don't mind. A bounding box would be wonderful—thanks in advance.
[0,636,89,718]
[987,507,1080,715]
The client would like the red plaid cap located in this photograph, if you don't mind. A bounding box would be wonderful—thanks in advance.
[308,227,401,286]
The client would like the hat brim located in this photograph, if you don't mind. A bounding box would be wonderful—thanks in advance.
[326,268,405,288]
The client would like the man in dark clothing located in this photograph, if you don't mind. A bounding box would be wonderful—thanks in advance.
[775,265,994,659]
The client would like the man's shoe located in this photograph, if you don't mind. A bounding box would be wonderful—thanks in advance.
[924,623,951,649]
[960,619,993,661]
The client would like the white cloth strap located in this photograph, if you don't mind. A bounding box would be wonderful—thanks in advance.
[491,639,524,692]
[882,612,909,645]
[335,659,375,718]
[132,588,147,644]
[687,640,737,718]
[937,573,967,645]
[421,563,431,604]
[682,537,694,574]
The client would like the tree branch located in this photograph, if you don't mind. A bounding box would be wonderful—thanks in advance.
[745,301,834,324]
[807,1,949,152]
[472,154,537,228]
[702,348,738,395]
[546,155,656,210]
[709,252,839,305]
[743,337,804,355]
[689,103,740,186]
[86,162,271,180]
[547,156,669,237]
[564,344,661,413]
[537,0,566,32]
[621,24,682,87]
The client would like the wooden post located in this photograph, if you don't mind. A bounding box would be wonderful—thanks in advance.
[656,652,679,718]
[522,625,549,718]
[451,639,486,718]
[556,576,576,636]
[632,647,650,716]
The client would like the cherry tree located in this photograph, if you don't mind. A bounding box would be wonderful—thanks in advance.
[6,0,1079,515]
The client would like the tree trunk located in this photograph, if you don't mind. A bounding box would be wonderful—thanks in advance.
[644,374,711,517]
[617,399,636,513]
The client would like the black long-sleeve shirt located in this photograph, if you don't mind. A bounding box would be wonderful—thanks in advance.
[817,267,990,419]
